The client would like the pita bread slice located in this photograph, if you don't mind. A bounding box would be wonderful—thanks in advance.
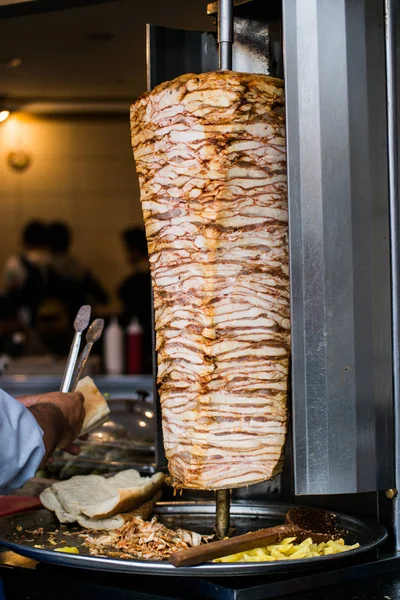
[48,470,164,521]
[76,491,162,531]
[50,474,111,518]
[81,471,165,519]
[103,470,144,488]
[75,376,110,436]
[40,488,76,524]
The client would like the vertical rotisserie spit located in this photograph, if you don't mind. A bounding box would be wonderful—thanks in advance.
[130,71,289,490]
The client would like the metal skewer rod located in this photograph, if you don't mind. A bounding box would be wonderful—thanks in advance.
[218,0,233,70]
[216,0,233,529]
[216,489,231,539]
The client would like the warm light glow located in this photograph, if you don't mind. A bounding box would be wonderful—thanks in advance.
[138,421,147,428]
[144,411,154,419]
[7,58,22,68]
[2,113,35,148]
[0,110,10,123]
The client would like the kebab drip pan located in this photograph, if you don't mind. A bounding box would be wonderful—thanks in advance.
[0,503,387,577]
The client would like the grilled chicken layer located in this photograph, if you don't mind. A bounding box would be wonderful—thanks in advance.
[130,71,289,489]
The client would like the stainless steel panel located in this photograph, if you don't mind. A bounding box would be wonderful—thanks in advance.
[231,1,282,77]
[146,24,218,90]
[209,0,283,77]
[283,0,394,494]
[147,1,282,86]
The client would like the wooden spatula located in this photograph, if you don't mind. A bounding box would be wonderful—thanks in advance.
[169,524,298,567]
[169,506,343,567]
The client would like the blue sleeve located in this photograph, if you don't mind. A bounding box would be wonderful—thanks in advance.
[0,388,45,494]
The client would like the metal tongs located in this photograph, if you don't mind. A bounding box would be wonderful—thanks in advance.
[70,318,105,392]
[60,306,91,393]
[60,306,105,394]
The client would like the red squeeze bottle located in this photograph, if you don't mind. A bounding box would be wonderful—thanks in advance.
[126,318,143,374]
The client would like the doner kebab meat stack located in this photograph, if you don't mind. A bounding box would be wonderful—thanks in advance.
[130,71,289,490]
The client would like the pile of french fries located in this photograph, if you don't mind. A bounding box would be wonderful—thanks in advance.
[214,537,360,563]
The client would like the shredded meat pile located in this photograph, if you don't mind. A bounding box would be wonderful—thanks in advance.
[83,517,203,561]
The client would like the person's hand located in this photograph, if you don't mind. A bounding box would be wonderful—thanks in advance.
[18,392,85,454]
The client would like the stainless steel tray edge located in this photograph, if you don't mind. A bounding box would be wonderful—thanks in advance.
[0,502,388,577]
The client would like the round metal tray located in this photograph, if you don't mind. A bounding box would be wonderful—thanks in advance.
[0,502,387,577]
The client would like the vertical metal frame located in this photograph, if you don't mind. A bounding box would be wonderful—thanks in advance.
[283,0,394,495]
[146,0,395,499]
[384,0,400,548]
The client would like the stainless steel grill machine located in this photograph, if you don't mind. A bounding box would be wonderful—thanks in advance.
[2,1,400,598]
[148,0,400,574]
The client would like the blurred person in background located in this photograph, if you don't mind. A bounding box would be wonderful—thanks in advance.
[47,221,109,325]
[2,220,51,328]
[118,227,152,373]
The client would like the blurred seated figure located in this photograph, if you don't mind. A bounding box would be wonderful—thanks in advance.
[47,221,109,325]
[118,227,152,373]
[3,220,51,327]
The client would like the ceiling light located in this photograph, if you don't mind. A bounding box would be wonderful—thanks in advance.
[0,110,10,123]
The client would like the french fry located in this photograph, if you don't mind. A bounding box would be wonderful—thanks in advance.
[214,537,360,563]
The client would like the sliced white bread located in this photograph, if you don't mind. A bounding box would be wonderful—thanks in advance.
[81,471,164,519]
[40,487,76,524]
[40,470,165,521]
[76,491,162,531]
[75,376,110,436]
